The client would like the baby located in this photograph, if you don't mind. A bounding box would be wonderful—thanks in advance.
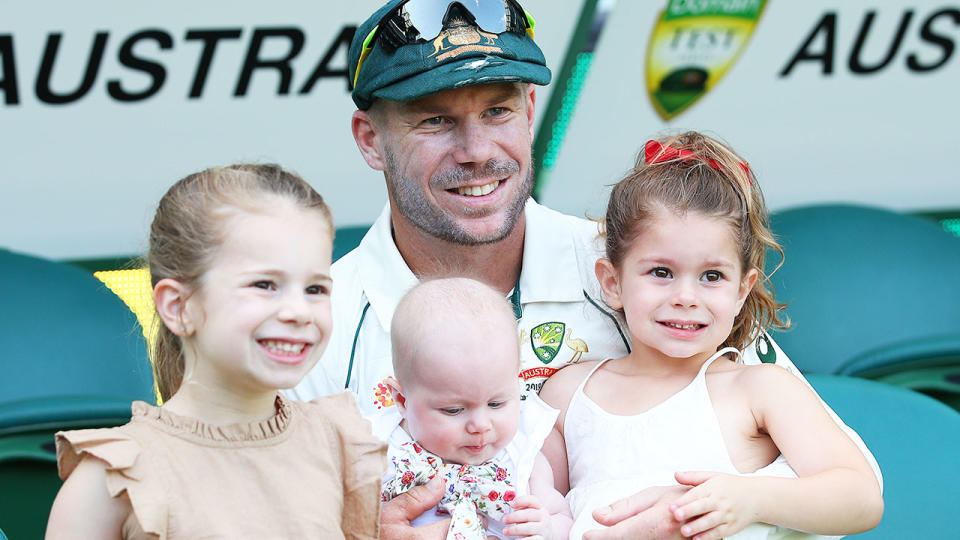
[377,277,572,540]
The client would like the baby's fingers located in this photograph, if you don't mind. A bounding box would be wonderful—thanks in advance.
[679,511,724,539]
[669,496,714,522]
[502,517,546,539]
[505,494,541,512]
[502,507,545,525]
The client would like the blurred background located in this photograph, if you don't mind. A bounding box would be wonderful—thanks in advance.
[1,1,958,538]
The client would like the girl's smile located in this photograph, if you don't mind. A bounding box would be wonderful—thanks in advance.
[258,338,314,365]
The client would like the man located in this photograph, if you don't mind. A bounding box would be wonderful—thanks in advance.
[290,1,880,538]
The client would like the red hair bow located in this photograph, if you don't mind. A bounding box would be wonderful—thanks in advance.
[643,140,751,181]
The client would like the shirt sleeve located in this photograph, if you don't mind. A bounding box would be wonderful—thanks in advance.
[56,426,168,537]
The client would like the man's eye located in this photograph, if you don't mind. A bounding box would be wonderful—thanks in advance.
[423,116,445,126]
[702,271,723,282]
[651,267,671,278]
[253,281,275,290]
[487,107,507,117]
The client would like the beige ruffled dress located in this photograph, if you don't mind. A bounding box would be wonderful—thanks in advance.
[55,392,385,539]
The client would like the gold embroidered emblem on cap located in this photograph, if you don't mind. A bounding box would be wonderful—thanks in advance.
[430,19,502,62]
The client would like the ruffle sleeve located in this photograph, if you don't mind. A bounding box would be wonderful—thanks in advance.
[317,391,387,540]
[55,426,167,538]
[505,392,560,493]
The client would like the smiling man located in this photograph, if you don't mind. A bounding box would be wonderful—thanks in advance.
[291,0,631,428]
[289,1,879,539]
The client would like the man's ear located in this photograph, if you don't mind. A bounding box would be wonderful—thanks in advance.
[595,258,623,310]
[352,109,386,171]
[385,376,407,414]
[736,268,760,314]
[154,278,195,337]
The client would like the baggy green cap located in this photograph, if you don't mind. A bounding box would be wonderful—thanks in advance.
[349,0,552,110]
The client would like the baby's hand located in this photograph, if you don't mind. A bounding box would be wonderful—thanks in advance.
[502,494,554,540]
[670,471,758,540]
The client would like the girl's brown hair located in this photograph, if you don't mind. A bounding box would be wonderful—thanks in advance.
[148,163,332,401]
[603,132,787,350]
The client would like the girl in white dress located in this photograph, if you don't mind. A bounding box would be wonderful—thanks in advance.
[540,133,883,540]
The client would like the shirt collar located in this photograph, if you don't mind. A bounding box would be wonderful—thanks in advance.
[517,199,588,304]
[356,203,420,332]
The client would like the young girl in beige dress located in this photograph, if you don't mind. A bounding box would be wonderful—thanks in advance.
[46,164,385,539]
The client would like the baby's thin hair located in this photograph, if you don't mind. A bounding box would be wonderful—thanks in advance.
[148,163,332,401]
[603,132,788,350]
[391,277,519,386]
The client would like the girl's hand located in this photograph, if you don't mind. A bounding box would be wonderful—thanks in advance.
[670,471,758,540]
[502,494,554,540]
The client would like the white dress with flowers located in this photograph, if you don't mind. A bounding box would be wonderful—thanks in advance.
[373,393,559,539]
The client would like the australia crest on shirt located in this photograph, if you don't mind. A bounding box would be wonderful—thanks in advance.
[518,321,589,397]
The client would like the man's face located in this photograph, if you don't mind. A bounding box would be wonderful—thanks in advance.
[374,83,536,245]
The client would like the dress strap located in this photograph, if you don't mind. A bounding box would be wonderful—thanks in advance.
[572,358,613,397]
[697,347,741,377]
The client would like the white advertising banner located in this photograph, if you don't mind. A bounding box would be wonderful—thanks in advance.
[541,0,960,219]
[0,0,576,259]
[1,1,957,260]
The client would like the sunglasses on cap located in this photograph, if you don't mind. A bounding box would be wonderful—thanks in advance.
[352,0,536,89]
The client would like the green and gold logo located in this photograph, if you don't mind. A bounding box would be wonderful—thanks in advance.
[530,321,565,364]
[647,0,766,120]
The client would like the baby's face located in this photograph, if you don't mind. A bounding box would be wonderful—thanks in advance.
[398,338,521,465]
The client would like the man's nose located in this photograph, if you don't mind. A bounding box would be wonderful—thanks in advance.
[451,120,497,165]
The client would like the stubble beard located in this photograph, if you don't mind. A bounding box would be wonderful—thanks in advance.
[384,148,534,246]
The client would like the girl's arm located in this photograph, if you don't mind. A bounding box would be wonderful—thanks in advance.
[670,364,883,539]
[46,457,130,540]
[540,424,570,495]
[502,452,573,540]
[538,361,595,494]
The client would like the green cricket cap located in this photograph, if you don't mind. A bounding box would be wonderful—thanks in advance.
[349,0,552,110]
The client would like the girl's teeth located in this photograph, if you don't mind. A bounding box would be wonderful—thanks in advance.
[456,181,500,196]
[666,322,700,330]
[262,340,305,354]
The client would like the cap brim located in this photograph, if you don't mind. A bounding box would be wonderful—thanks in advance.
[371,57,551,104]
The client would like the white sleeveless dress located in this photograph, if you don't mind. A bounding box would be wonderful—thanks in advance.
[564,348,839,540]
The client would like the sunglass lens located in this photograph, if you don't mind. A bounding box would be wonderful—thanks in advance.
[403,0,510,40]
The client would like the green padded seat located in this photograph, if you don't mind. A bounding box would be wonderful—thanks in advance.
[0,248,155,540]
[768,205,960,407]
[333,225,371,262]
[807,375,960,538]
